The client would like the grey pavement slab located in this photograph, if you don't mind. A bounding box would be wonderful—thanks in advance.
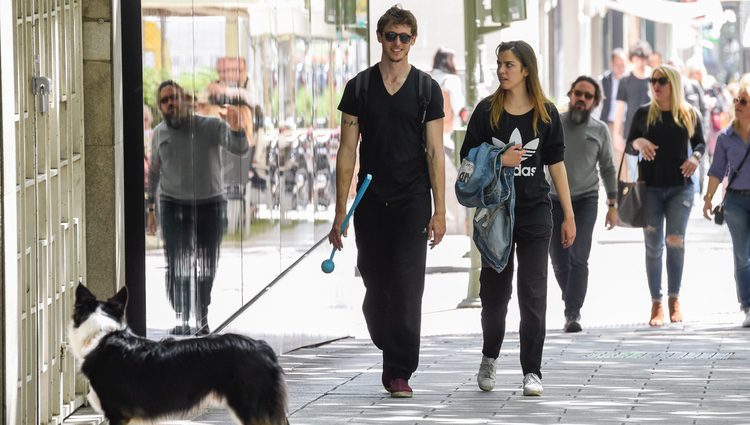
[161,191,750,424]
[187,322,750,424]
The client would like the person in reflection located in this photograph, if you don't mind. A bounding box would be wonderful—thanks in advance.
[329,5,446,398]
[147,80,249,336]
[548,76,617,334]
[626,65,705,327]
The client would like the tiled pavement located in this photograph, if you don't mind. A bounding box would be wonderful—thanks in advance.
[194,320,750,424]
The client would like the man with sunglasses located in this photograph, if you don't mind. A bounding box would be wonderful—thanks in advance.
[330,5,446,399]
[548,76,617,333]
[147,80,249,336]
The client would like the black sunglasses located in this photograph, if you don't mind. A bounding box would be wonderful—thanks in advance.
[572,89,594,100]
[383,31,413,44]
[159,94,181,104]
[734,97,749,107]
[649,76,669,86]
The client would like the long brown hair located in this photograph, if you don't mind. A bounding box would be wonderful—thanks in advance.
[489,40,551,135]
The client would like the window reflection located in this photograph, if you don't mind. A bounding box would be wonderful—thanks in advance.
[142,0,368,337]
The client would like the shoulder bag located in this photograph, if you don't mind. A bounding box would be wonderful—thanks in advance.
[616,153,647,228]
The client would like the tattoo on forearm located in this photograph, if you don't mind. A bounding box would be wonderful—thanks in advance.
[342,118,358,128]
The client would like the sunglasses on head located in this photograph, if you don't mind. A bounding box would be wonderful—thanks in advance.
[572,89,594,100]
[734,97,749,107]
[383,31,413,44]
[649,76,669,86]
[160,94,180,104]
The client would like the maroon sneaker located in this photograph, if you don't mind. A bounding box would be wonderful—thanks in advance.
[382,369,393,392]
[389,378,413,398]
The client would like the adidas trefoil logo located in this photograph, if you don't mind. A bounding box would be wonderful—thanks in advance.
[496,128,538,176]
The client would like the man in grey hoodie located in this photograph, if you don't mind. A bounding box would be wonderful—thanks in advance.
[548,76,618,332]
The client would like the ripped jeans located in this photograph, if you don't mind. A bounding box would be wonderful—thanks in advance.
[643,185,694,301]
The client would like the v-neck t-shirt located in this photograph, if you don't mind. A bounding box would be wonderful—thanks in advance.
[338,65,444,201]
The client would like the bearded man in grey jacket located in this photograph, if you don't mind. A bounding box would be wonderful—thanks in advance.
[147,80,250,336]
[548,76,618,333]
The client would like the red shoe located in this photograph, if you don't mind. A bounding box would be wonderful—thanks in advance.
[381,369,393,393]
[389,378,413,398]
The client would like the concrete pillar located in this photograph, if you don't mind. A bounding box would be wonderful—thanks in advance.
[82,0,124,298]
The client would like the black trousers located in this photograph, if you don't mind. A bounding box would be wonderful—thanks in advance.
[549,195,598,319]
[354,191,431,380]
[479,208,551,378]
[160,199,226,325]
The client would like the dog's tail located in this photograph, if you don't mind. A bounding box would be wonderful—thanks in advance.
[271,368,288,425]
[254,341,288,425]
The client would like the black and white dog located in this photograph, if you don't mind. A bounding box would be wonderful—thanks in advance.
[68,284,287,425]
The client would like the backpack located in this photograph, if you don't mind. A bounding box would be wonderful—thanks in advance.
[354,65,433,146]
[441,85,454,134]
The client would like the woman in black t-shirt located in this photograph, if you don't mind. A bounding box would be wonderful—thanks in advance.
[626,65,705,327]
[460,40,576,396]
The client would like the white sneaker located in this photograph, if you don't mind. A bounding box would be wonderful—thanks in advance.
[477,355,496,391]
[743,309,750,328]
[522,373,543,396]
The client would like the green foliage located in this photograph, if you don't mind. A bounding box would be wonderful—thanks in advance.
[143,67,167,109]
[314,86,344,127]
[296,87,313,126]
[176,68,219,97]
[142,66,219,109]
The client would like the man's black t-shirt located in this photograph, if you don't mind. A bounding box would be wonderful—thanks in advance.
[616,73,650,137]
[460,98,565,214]
[626,106,706,187]
[338,65,444,201]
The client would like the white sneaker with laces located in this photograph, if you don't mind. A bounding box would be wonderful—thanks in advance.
[477,355,496,391]
[522,373,543,396]
[743,309,750,328]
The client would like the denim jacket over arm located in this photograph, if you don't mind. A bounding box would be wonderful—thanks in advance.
[455,140,516,272]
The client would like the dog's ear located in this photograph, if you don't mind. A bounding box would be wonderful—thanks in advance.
[75,283,96,306]
[108,286,129,313]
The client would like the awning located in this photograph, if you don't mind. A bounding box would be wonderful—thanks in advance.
[603,0,724,25]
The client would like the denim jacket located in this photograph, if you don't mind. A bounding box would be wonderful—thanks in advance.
[455,139,516,272]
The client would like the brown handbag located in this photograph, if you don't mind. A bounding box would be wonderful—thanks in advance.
[616,154,647,228]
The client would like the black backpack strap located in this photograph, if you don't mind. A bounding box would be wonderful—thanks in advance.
[416,69,433,149]
[417,69,432,125]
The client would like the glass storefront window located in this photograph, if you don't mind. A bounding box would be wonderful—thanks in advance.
[141,0,368,337]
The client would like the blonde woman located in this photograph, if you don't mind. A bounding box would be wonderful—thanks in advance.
[703,82,750,327]
[460,40,576,396]
[626,65,705,326]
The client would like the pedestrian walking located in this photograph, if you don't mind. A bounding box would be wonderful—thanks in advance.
[626,65,705,326]
[549,76,618,333]
[328,4,446,399]
[613,40,653,180]
[599,48,627,137]
[703,82,750,327]
[460,40,576,396]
